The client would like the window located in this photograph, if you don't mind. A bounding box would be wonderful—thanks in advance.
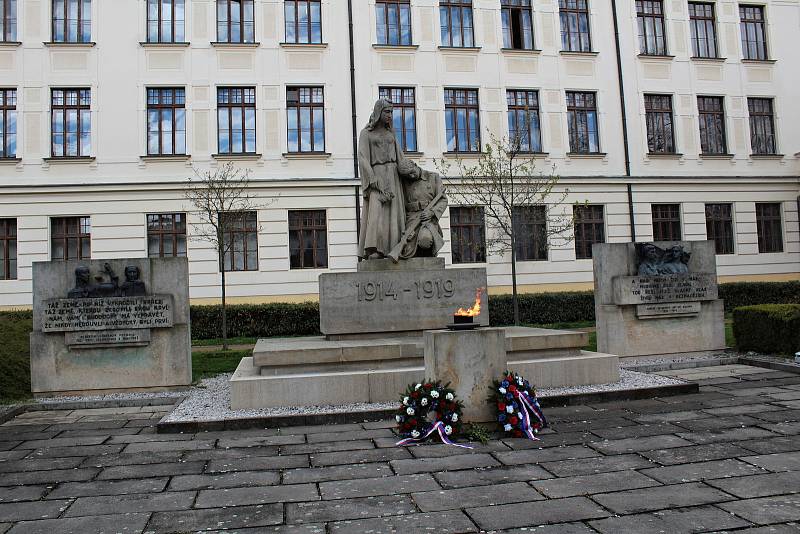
[440,0,474,47]
[704,203,734,254]
[444,88,480,153]
[756,203,782,253]
[1,0,17,42]
[147,88,186,156]
[637,0,667,55]
[284,0,322,44]
[0,218,15,280]
[644,94,675,154]
[747,97,776,155]
[379,87,417,152]
[217,87,256,155]
[513,206,547,261]
[573,205,604,259]
[51,216,91,261]
[559,0,591,52]
[0,89,16,158]
[688,2,717,58]
[51,89,91,158]
[287,86,325,153]
[376,0,411,46]
[147,213,187,258]
[697,96,727,155]
[52,0,91,43]
[217,0,254,43]
[739,5,767,60]
[289,210,327,269]
[221,211,258,271]
[450,207,485,263]
[507,89,542,153]
[147,0,185,43]
[502,0,534,50]
[651,204,682,241]
[566,91,599,154]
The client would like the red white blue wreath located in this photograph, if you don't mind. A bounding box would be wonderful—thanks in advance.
[395,381,471,448]
[489,371,547,440]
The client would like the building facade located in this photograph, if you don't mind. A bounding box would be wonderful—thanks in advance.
[0,0,798,309]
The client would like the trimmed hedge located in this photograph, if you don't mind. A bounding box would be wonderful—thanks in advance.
[719,281,800,313]
[190,302,321,340]
[733,304,800,356]
[488,291,594,326]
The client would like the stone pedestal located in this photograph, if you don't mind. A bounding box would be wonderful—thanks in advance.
[424,328,506,423]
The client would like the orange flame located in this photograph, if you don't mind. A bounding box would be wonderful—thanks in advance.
[455,288,483,317]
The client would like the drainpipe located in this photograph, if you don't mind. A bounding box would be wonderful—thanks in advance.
[347,0,361,235]
[610,0,636,242]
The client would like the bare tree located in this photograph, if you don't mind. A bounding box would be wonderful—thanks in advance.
[438,129,575,326]
[184,162,268,350]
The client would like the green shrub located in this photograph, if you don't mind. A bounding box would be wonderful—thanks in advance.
[733,304,800,355]
[488,291,595,326]
[190,302,320,340]
[0,312,33,402]
[720,281,800,312]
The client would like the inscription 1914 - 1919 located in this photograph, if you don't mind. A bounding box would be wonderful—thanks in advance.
[355,278,455,302]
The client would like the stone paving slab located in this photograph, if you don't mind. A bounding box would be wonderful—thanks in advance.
[0,363,798,533]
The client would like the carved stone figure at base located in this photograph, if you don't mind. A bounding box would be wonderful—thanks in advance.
[120,266,147,296]
[67,266,92,299]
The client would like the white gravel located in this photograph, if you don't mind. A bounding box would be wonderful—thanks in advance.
[35,390,185,404]
[537,368,685,397]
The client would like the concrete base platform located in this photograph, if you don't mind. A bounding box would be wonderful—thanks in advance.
[230,326,620,409]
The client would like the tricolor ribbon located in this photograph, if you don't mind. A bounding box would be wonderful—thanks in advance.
[396,421,474,449]
[516,390,547,441]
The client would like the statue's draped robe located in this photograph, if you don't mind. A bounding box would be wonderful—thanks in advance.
[400,171,447,259]
[357,127,408,258]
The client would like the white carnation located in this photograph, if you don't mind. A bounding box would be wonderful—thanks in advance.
[406,407,415,415]
[421,398,428,406]
[451,413,459,422]
[444,425,453,435]
[395,415,402,422]
[430,391,440,399]
[506,405,514,414]
[517,377,524,386]
[415,383,422,390]
[411,429,421,438]
[446,393,454,401]
[504,424,513,432]
[402,396,410,406]
[499,387,507,394]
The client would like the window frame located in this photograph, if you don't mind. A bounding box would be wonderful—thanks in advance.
[288,209,328,269]
[375,0,412,46]
[0,218,16,280]
[52,0,91,43]
[147,0,186,43]
[216,86,257,155]
[0,88,16,159]
[1,0,17,42]
[439,0,475,48]
[651,203,682,241]
[688,2,718,58]
[51,216,91,261]
[286,86,326,154]
[704,203,735,255]
[644,93,676,154]
[697,95,727,155]
[755,202,783,253]
[450,206,486,264]
[444,88,481,153]
[147,87,186,156]
[216,0,255,43]
[573,204,605,260]
[284,0,322,44]
[220,210,258,272]
[501,0,535,50]
[50,88,91,158]
[739,4,768,60]
[147,213,187,258]
[566,90,600,154]
[378,86,418,153]
[512,205,548,261]
[559,0,592,52]
[636,0,667,56]
[747,97,776,156]
[506,89,543,153]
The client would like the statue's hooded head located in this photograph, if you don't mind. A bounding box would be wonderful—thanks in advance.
[367,98,394,131]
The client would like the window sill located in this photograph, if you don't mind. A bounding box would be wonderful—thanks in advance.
[210,42,260,48]
[559,50,599,57]
[0,157,21,164]
[647,152,683,159]
[282,152,332,160]
[212,153,261,160]
[690,56,726,62]
[500,47,541,55]
[372,44,418,50]
[140,154,191,162]
[750,153,784,159]
[403,151,425,158]
[443,151,483,158]
[0,41,21,47]
[139,41,191,47]
[699,153,734,160]
[280,42,328,49]
[741,58,776,64]
[438,46,481,52]
[43,41,96,47]
[43,156,96,163]
[518,151,550,158]
[567,152,607,158]
[637,53,674,59]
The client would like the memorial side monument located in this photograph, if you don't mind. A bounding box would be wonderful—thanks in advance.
[30,257,191,396]
[593,240,726,357]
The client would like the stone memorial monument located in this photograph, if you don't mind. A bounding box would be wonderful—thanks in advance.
[593,240,725,357]
[30,257,191,396]
[230,99,618,412]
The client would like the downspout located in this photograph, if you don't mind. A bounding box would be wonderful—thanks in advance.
[610,0,636,242]
[347,0,361,236]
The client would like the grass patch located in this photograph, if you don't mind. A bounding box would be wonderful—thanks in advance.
[0,313,33,404]
[725,320,735,349]
[191,337,258,347]
[191,349,251,382]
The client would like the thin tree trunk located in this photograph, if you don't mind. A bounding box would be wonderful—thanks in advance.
[220,246,228,351]
[510,231,520,326]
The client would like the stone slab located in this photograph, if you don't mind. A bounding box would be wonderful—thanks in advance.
[424,327,506,423]
[467,496,609,530]
[612,273,718,305]
[319,266,488,336]
[591,482,733,514]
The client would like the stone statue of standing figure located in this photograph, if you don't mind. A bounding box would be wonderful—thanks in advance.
[357,98,448,262]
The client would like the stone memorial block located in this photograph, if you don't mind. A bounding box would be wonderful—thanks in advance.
[30,257,191,396]
[593,241,725,357]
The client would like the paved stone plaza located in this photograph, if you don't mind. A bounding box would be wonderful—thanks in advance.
[1,364,799,534]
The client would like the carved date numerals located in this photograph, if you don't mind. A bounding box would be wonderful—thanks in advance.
[354,279,455,302]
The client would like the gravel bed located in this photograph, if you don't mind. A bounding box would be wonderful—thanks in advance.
[622,350,735,368]
[536,368,685,397]
[35,390,185,404]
